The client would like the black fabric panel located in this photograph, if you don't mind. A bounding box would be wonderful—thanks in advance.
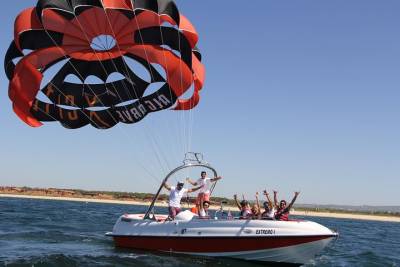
[31,99,119,129]
[69,0,102,9]
[31,82,177,129]
[51,57,140,83]
[71,0,103,16]
[57,108,90,129]
[36,0,75,20]
[30,99,58,121]
[4,40,68,81]
[4,32,64,81]
[134,26,192,69]
[41,77,150,108]
[124,53,165,82]
[114,83,177,124]
[4,42,23,80]
[36,0,181,24]
[36,0,103,20]
[156,0,180,25]
[133,0,159,13]
[133,0,180,25]
[84,107,118,129]
[193,46,202,61]
[39,55,169,109]
[18,30,64,50]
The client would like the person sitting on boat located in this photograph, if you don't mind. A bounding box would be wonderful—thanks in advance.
[163,181,202,220]
[261,190,276,220]
[186,171,222,214]
[199,200,211,218]
[233,194,252,219]
[274,191,300,221]
[251,192,262,219]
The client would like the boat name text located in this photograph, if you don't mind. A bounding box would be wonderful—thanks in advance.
[256,229,276,235]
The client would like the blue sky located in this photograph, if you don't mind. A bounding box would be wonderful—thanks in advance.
[1,1,399,206]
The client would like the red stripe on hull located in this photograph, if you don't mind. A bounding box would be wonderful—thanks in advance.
[113,235,334,253]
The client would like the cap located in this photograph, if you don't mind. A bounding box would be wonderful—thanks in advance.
[177,181,185,186]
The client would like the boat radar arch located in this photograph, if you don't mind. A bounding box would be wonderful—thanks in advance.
[143,152,218,220]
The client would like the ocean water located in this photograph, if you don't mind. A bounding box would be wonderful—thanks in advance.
[0,197,399,267]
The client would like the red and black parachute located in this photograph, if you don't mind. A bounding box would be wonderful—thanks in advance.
[4,0,204,129]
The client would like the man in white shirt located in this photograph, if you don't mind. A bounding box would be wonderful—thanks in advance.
[186,171,222,214]
[163,181,202,219]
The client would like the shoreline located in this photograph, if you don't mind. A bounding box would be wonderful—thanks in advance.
[1,194,399,223]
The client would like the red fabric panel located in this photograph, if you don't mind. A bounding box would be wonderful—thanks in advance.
[125,45,203,111]
[173,53,205,110]
[192,54,205,91]
[102,0,133,10]
[12,103,42,127]
[9,47,72,126]
[179,14,198,48]
[127,45,193,98]
[42,9,87,43]
[174,91,200,110]
[117,10,160,43]
[159,14,177,26]
[72,9,102,41]
[68,49,125,61]
[14,8,43,50]
[105,9,131,39]
[10,60,43,127]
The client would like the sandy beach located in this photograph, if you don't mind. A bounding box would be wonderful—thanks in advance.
[290,210,400,223]
[1,194,399,223]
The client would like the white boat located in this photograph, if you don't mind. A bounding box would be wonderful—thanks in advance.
[107,153,338,265]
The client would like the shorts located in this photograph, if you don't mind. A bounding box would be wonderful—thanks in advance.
[168,207,181,219]
[196,192,210,205]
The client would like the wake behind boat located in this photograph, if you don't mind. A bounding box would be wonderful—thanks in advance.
[106,153,338,265]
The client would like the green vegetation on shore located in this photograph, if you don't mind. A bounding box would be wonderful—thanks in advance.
[1,186,399,218]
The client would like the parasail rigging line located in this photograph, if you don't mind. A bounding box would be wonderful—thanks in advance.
[38,11,164,183]
[99,4,175,174]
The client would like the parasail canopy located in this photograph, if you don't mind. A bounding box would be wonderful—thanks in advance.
[4,0,204,129]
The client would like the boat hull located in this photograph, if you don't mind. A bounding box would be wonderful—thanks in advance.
[108,213,337,265]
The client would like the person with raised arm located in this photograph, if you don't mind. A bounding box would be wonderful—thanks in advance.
[274,191,300,221]
[186,171,222,214]
[273,190,279,209]
[163,181,202,219]
[261,190,276,220]
[233,194,252,219]
[251,192,262,219]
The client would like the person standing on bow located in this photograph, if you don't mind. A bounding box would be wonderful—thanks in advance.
[186,171,222,214]
[163,181,202,219]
